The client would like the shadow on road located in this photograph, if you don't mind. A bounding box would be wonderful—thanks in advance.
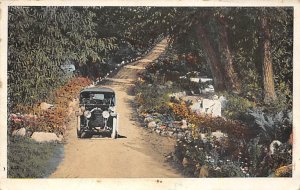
[79,131,127,139]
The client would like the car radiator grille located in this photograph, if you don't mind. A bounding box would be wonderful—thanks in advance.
[88,110,105,128]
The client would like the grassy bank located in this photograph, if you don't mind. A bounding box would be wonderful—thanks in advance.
[7,136,63,178]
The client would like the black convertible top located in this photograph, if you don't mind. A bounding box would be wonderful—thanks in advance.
[80,87,115,93]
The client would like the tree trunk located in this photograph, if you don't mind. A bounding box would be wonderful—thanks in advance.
[195,21,226,92]
[261,15,276,103]
[217,16,241,93]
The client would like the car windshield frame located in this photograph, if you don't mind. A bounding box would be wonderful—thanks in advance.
[80,91,116,106]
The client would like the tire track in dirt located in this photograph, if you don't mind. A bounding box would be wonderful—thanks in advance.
[50,39,182,178]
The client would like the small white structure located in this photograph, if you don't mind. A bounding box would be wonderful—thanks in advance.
[190,77,213,83]
[190,101,202,113]
[190,96,223,117]
[219,95,227,108]
[189,77,215,94]
[190,78,200,83]
[60,62,75,73]
[202,99,221,117]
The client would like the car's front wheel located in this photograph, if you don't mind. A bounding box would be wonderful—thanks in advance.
[77,129,82,138]
[111,117,118,139]
[77,116,82,138]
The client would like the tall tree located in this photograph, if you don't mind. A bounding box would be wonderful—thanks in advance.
[216,10,241,92]
[195,20,226,91]
[167,8,242,92]
[260,11,276,103]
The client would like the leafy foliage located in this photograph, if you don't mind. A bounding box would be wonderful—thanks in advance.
[173,130,292,177]
[248,108,292,143]
[8,7,117,111]
[166,7,293,104]
[8,7,165,111]
[134,79,175,114]
[7,7,293,178]
[222,93,256,122]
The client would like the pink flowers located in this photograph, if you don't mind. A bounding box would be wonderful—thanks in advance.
[9,113,38,130]
[10,114,22,124]
[13,118,22,123]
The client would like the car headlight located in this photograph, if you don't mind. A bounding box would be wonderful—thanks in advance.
[84,110,91,118]
[109,106,116,112]
[102,111,110,118]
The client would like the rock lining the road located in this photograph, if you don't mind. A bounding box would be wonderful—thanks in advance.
[31,132,63,143]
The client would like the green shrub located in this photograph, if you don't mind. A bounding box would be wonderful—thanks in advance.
[7,136,63,178]
[134,81,172,113]
[222,93,256,122]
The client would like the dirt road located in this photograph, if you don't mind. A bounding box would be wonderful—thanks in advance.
[50,39,182,178]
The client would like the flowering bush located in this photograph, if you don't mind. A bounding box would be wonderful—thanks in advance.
[169,101,258,139]
[8,113,38,134]
[8,77,92,135]
[53,77,92,102]
[168,101,292,177]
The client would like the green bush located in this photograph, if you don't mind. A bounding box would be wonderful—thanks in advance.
[134,81,173,114]
[7,136,63,178]
[222,93,256,122]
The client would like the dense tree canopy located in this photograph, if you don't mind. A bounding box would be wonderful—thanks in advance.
[8,7,161,110]
[8,6,293,111]
[8,7,117,109]
[163,7,293,105]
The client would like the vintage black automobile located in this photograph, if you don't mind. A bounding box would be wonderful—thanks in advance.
[75,87,118,138]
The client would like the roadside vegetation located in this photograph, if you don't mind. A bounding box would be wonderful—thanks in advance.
[8,7,164,178]
[133,7,293,177]
[134,44,292,177]
[8,7,292,178]
[8,136,63,178]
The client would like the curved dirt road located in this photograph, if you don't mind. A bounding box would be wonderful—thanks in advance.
[50,39,182,178]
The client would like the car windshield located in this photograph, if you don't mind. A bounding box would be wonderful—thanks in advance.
[80,92,115,106]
